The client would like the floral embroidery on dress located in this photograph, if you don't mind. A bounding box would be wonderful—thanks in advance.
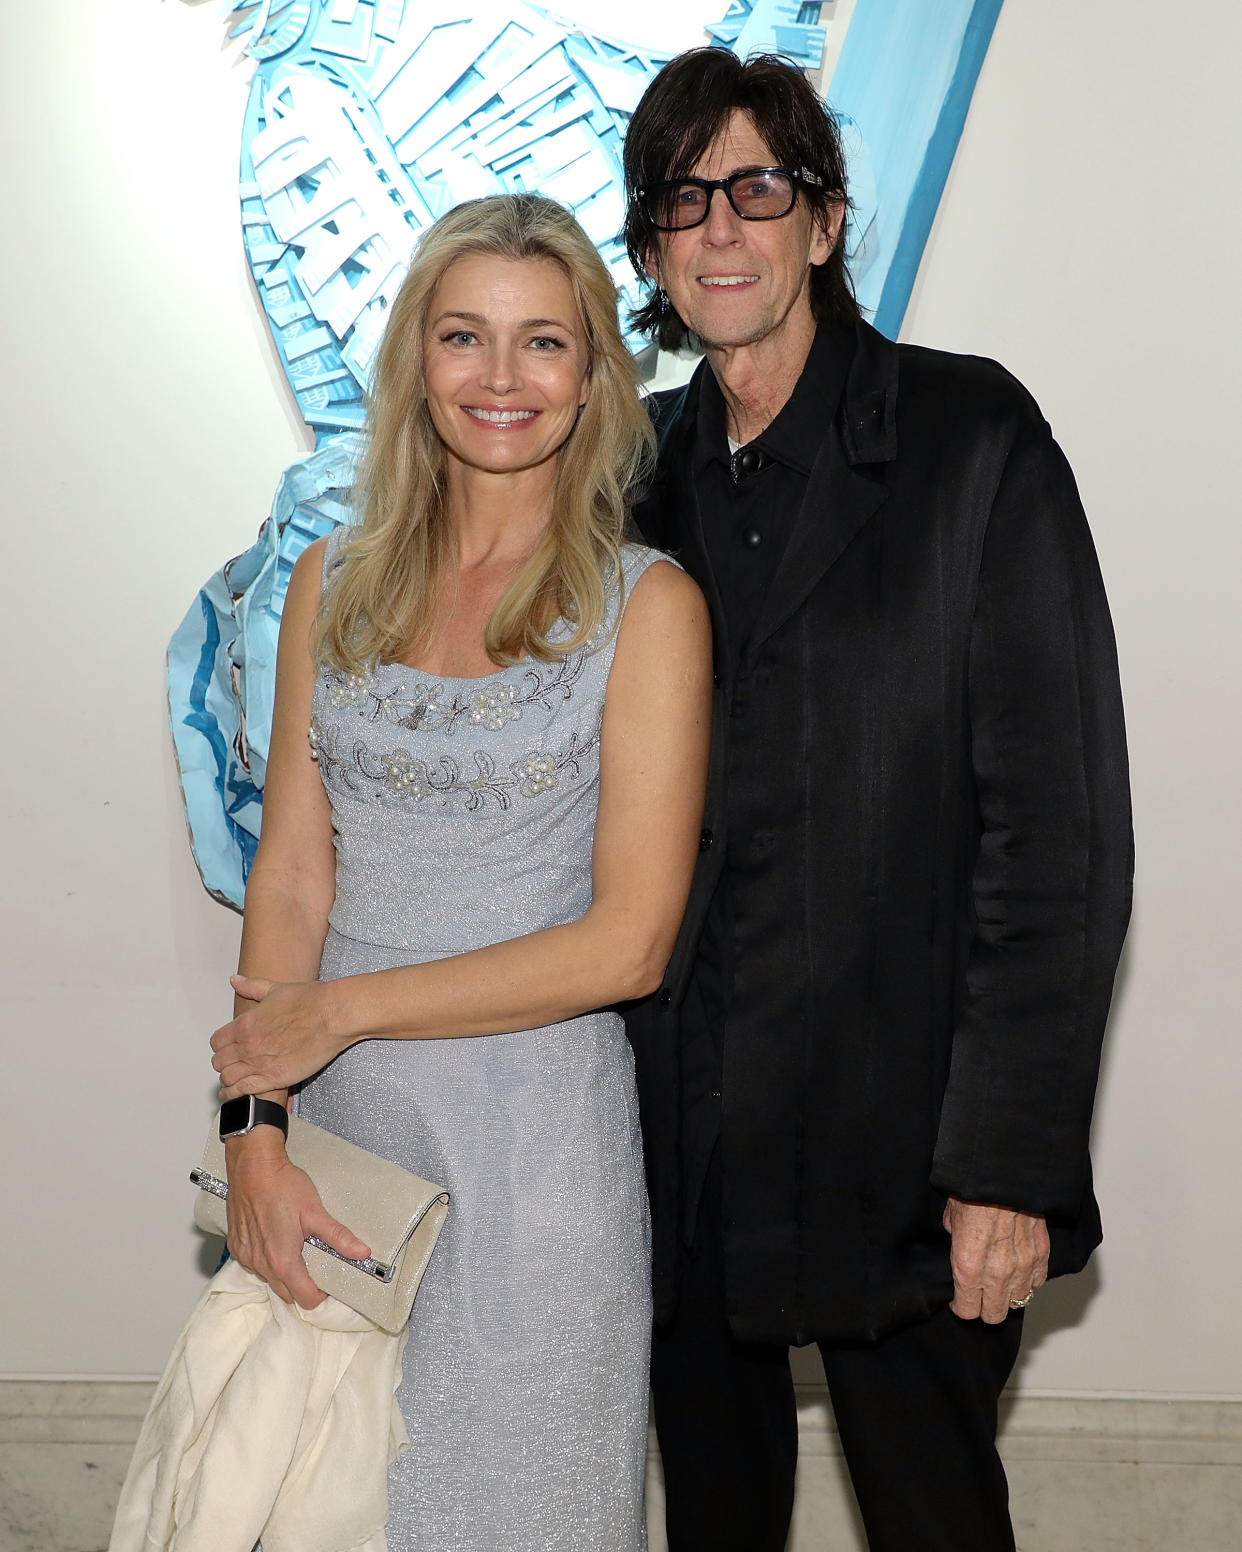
[308,714,601,813]
[327,670,373,710]
[511,751,559,797]
[307,548,653,817]
[380,750,432,800]
[317,652,586,739]
[469,681,522,730]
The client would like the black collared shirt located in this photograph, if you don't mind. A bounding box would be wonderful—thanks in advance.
[680,323,856,1238]
[695,322,855,653]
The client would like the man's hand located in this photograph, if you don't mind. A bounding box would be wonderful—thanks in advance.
[943,1197,1050,1323]
[211,975,349,1098]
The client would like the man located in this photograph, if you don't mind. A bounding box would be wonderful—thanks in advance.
[621,50,1132,1552]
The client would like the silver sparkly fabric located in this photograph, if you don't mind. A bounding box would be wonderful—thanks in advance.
[299,537,665,1550]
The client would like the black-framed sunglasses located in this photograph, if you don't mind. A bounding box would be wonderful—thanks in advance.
[638,166,825,232]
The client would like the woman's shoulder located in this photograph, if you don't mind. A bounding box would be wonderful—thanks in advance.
[614,543,706,633]
[322,522,354,571]
[284,526,359,639]
[605,544,712,692]
[576,543,703,670]
[618,540,685,588]
[289,524,353,592]
[286,534,330,605]
[619,540,701,595]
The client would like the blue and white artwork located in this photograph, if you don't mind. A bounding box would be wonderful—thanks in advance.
[169,0,1003,907]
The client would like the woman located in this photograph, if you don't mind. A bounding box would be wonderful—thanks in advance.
[208,193,711,1549]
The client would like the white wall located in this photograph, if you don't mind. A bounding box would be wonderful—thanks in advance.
[2,0,306,1374]
[3,0,1238,1394]
[900,0,1242,1396]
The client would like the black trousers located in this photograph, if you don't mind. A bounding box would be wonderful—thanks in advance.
[651,1163,1023,1552]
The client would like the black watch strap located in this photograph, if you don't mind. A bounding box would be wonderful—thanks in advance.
[219,1096,290,1141]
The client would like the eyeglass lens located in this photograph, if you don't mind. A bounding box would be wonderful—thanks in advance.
[648,171,797,230]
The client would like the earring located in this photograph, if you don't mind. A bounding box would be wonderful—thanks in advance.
[657,289,671,316]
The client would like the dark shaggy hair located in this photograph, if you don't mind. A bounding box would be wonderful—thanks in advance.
[622,49,859,351]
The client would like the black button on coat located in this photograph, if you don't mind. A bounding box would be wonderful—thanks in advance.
[625,320,1133,1346]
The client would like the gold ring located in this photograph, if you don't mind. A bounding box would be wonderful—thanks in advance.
[1009,1290,1036,1310]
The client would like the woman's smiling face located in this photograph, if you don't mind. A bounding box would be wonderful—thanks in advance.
[422,253,590,480]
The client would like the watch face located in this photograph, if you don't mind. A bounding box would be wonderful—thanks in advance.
[218,1096,254,1137]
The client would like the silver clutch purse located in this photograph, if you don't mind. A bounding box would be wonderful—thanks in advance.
[191,1111,450,1333]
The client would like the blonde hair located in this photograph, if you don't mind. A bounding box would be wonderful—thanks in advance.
[316,194,655,672]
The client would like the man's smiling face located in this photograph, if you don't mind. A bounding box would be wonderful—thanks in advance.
[649,109,838,355]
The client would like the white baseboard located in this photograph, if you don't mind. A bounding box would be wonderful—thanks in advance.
[4,1379,1241,1552]
[794,1384,1242,1464]
[0,1377,153,1446]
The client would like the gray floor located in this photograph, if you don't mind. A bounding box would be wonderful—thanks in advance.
[7,1383,1242,1552]
[0,1443,870,1552]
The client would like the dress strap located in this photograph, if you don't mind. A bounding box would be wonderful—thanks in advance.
[321,522,351,584]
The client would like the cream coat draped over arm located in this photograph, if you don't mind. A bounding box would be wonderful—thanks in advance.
[110,1258,408,1552]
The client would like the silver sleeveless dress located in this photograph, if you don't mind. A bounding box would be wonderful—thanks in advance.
[298,535,663,1551]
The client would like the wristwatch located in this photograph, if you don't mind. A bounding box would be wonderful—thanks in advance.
[219,1095,290,1141]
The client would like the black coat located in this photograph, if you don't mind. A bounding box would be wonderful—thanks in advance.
[625,320,1133,1346]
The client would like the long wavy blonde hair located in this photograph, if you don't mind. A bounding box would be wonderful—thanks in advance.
[316,194,656,673]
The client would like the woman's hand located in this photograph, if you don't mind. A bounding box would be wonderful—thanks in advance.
[211,976,350,1098]
[225,1134,370,1309]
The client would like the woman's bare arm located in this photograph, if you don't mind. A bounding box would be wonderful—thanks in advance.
[221,537,370,1308]
[211,558,712,1096]
[236,536,338,990]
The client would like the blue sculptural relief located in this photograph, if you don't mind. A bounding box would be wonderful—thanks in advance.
[168,0,1002,906]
